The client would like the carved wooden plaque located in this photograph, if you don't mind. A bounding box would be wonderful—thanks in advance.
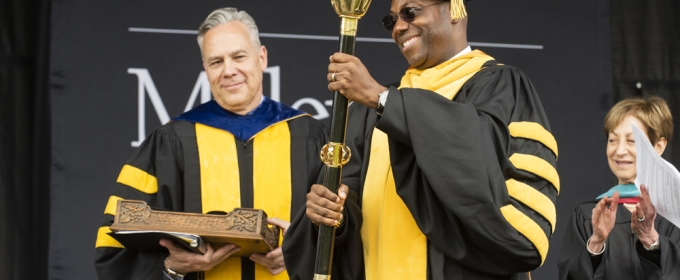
[109,200,279,257]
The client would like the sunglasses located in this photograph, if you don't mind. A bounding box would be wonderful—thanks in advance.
[382,2,447,31]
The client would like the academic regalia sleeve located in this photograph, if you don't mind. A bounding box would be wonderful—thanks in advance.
[341,102,373,195]
[305,118,329,191]
[376,65,558,275]
[94,124,185,280]
[557,204,599,280]
[283,105,367,280]
[635,218,680,279]
[283,191,363,280]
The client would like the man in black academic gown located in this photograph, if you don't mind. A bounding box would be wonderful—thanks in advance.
[283,0,559,279]
[94,8,327,280]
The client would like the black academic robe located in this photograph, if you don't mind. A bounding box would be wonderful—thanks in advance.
[284,61,558,280]
[94,116,327,280]
[558,201,680,280]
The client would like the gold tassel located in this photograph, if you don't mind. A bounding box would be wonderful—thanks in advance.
[450,0,467,20]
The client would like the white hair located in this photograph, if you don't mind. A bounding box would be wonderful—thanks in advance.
[197,8,261,51]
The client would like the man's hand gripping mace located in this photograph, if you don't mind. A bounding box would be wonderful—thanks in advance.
[314,1,372,279]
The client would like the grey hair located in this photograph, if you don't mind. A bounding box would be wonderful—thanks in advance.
[197,8,261,51]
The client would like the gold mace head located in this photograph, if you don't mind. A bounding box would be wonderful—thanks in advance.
[331,0,372,19]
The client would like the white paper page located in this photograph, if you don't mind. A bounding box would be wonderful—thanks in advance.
[632,122,680,228]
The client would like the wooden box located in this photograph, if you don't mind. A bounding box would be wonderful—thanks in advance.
[109,200,279,256]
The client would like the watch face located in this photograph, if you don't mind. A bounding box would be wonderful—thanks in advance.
[646,239,660,251]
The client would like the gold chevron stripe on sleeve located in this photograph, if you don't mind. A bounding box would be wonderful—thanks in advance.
[104,195,124,216]
[116,164,158,194]
[506,179,556,233]
[508,153,560,194]
[499,205,549,265]
[95,226,123,248]
[508,122,558,159]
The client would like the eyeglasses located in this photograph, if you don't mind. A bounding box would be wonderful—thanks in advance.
[382,2,447,31]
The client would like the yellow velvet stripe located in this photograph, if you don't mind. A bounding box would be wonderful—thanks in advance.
[506,179,556,233]
[95,226,123,248]
[253,122,291,280]
[116,164,158,194]
[196,122,293,280]
[196,123,241,280]
[508,153,560,194]
[360,129,385,280]
[508,122,559,159]
[499,205,549,265]
[362,130,427,280]
[104,195,124,216]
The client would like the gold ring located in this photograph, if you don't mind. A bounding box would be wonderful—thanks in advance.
[331,72,336,82]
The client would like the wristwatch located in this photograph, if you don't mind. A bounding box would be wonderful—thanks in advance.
[164,266,185,280]
[645,238,660,251]
[376,89,389,116]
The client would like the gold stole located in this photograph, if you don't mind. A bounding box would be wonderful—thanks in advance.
[196,122,292,280]
[361,50,494,279]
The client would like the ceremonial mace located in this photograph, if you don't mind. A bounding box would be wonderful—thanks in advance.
[315,0,372,279]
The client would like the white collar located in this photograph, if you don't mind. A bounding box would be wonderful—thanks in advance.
[451,45,472,59]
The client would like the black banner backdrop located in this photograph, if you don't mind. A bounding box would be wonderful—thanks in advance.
[611,0,680,167]
[49,0,612,279]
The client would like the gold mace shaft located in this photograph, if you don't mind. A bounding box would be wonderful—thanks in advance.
[313,1,373,279]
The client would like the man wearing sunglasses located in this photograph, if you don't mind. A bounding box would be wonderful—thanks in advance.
[284,0,558,279]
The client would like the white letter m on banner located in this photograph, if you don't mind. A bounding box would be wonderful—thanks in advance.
[127,66,280,147]
[127,68,210,147]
